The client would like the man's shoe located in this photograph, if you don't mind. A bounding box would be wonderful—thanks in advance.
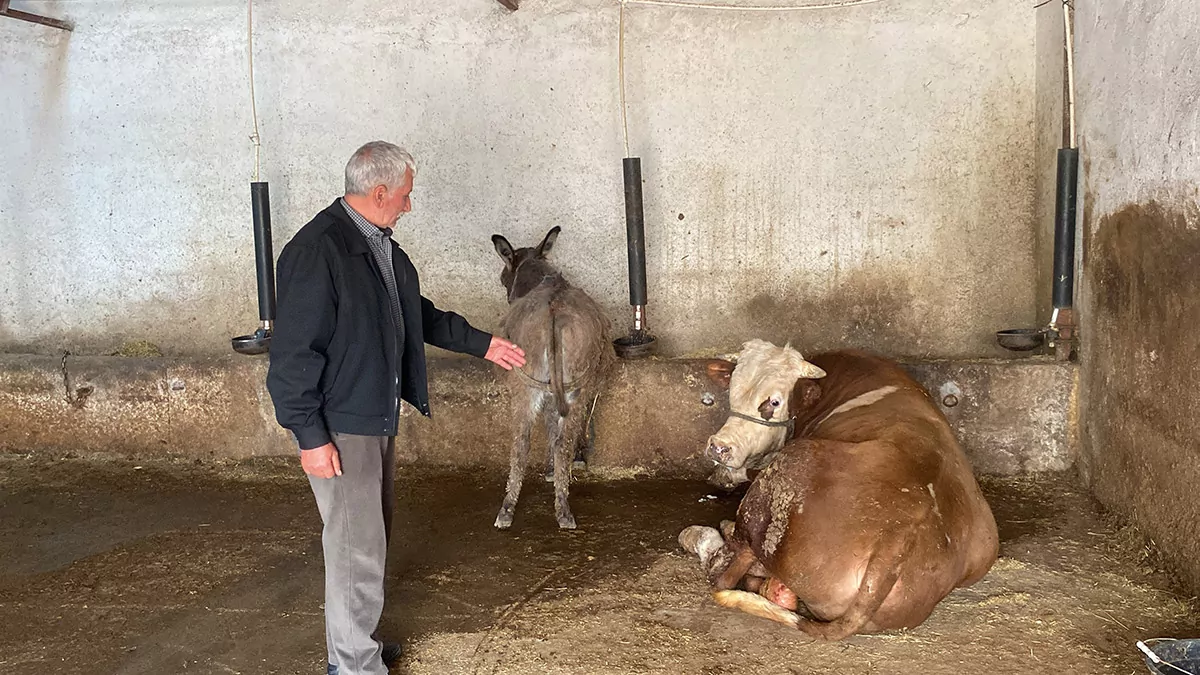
[382,642,403,667]
[326,664,337,675]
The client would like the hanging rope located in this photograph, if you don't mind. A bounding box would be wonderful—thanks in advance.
[619,1,630,157]
[247,0,262,182]
[1061,0,1076,148]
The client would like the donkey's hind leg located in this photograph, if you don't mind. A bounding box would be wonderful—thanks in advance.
[552,394,587,529]
[573,399,597,472]
[548,397,593,480]
[543,407,561,483]
[495,390,539,529]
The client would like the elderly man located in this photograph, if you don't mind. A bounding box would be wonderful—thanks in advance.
[266,141,526,675]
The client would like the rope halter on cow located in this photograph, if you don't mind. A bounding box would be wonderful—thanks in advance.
[727,410,796,439]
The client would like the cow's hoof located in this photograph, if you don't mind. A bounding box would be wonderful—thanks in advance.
[679,525,723,559]
[494,511,514,530]
[720,520,736,541]
[557,514,578,530]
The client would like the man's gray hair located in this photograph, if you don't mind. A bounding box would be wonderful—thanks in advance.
[344,141,417,196]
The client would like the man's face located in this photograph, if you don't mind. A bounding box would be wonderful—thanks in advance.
[379,167,414,227]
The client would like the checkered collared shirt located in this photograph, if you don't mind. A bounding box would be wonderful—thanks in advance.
[340,198,405,349]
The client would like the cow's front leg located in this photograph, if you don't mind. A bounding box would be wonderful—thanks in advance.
[679,526,725,566]
[679,525,744,587]
[713,547,759,591]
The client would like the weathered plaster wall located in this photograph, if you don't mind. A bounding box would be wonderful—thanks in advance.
[2,0,1037,359]
[1074,0,1200,590]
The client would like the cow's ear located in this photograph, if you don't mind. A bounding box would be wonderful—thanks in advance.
[705,359,735,389]
[790,380,822,415]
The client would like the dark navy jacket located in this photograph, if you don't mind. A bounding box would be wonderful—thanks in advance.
[266,200,492,449]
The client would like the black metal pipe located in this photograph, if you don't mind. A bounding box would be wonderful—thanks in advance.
[1052,148,1079,309]
[251,181,276,323]
[623,157,647,308]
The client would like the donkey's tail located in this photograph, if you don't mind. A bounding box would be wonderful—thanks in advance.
[549,298,570,418]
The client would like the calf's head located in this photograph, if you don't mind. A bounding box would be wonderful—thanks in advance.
[705,339,825,470]
[492,226,561,303]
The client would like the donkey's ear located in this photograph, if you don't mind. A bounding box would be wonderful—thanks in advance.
[492,235,515,265]
[536,226,561,258]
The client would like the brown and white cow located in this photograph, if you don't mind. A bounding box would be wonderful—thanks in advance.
[681,340,999,640]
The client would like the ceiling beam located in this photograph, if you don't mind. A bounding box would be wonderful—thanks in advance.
[1,0,74,31]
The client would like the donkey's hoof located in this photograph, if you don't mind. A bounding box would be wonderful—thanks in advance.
[494,510,515,530]
[557,514,578,530]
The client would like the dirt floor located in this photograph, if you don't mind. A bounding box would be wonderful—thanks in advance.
[0,455,1196,675]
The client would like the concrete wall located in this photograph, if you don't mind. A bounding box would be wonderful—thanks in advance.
[2,0,1037,360]
[1073,1,1200,590]
[0,353,1076,476]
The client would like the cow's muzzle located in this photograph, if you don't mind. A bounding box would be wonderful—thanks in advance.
[707,438,735,465]
[700,439,729,458]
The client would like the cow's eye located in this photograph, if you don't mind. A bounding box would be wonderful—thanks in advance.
[770,397,781,408]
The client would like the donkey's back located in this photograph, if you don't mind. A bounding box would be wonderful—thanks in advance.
[504,284,611,407]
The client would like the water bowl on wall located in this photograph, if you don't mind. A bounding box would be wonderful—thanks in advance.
[614,332,656,359]
[232,327,271,356]
[1137,638,1200,675]
[996,328,1047,352]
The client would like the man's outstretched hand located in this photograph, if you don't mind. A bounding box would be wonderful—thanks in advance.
[485,336,527,371]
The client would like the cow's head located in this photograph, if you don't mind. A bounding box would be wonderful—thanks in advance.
[705,339,825,470]
[492,227,561,303]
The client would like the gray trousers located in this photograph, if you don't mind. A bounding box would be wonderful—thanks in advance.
[307,432,395,675]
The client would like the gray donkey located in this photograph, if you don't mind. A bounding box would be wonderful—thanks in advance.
[491,226,614,530]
